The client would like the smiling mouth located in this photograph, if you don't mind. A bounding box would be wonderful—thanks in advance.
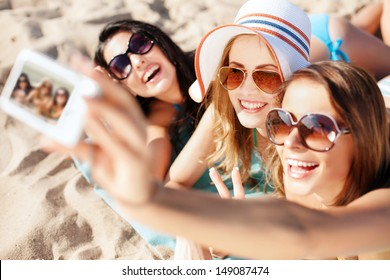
[239,99,266,111]
[287,158,319,175]
[143,65,160,83]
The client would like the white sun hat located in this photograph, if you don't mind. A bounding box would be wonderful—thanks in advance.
[189,0,311,103]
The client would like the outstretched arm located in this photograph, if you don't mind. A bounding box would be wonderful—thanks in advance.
[102,174,390,260]
[44,67,390,260]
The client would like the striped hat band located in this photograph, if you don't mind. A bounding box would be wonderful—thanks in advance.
[189,0,312,103]
[235,13,310,61]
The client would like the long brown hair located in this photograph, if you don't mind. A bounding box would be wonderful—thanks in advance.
[94,19,202,156]
[268,61,390,206]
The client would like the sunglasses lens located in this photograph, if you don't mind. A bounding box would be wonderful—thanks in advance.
[218,67,282,93]
[218,67,244,90]
[267,109,345,151]
[267,110,292,145]
[300,115,338,151]
[107,33,153,80]
[252,71,282,93]
[129,33,154,54]
[109,55,131,80]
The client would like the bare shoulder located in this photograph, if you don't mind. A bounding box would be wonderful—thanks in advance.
[147,99,177,127]
[347,188,390,210]
[197,103,215,127]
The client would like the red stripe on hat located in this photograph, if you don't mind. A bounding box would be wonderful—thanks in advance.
[236,13,310,45]
[252,27,309,61]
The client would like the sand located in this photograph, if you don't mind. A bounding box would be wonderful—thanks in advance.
[0,0,379,260]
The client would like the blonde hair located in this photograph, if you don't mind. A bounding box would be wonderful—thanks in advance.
[204,35,258,184]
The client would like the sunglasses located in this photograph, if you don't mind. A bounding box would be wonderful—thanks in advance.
[218,66,282,94]
[107,32,155,80]
[266,108,351,152]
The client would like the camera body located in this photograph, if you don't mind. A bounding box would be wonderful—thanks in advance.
[0,49,100,147]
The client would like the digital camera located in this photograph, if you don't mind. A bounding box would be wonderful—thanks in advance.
[0,49,100,147]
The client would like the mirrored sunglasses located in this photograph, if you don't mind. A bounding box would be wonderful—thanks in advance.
[266,108,351,152]
[218,66,282,94]
[107,32,154,80]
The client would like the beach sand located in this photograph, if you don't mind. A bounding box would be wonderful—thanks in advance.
[0,0,379,260]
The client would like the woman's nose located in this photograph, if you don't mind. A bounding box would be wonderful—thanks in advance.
[130,54,145,69]
[283,127,306,150]
[239,73,259,93]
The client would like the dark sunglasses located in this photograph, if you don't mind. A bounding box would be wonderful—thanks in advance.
[266,108,351,152]
[218,66,282,94]
[107,32,154,80]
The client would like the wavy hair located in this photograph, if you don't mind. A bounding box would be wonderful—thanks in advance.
[205,35,257,184]
[267,61,390,206]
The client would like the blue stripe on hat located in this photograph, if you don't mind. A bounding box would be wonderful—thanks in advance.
[239,19,309,55]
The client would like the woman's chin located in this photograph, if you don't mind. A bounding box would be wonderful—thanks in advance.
[237,117,264,130]
[284,179,315,198]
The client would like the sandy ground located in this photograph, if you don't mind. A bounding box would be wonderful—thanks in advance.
[0,0,379,259]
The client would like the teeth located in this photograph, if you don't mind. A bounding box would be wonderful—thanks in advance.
[287,159,317,168]
[240,100,265,110]
[143,65,159,83]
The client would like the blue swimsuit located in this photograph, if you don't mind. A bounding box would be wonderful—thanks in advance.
[309,14,350,62]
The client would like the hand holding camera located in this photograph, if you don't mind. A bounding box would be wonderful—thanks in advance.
[0,49,101,147]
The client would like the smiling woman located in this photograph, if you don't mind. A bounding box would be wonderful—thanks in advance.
[45,59,390,260]
[75,19,212,253]
[222,35,282,132]
[167,0,311,196]
[94,20,203,179]
[271,76,355,202]
[268,61,390,211]
[175,61,389,259]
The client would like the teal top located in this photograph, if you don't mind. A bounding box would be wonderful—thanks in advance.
[179,124,272,195]
[192,148,273,196]
[75,116,273,255]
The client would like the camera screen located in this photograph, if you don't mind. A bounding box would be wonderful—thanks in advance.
[10,61,74,124]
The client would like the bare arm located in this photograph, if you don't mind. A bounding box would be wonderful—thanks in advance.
[26,89,37,102]
[145,100,176,180]
[166,105,215,188]
[305,189,390,259]
[44,68,390,260]
[351,2,383,34]
[382,0,390,45]
[115,183,390,260]
[145,124,172,180]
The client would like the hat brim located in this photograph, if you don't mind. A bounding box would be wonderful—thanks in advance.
[190,24,309,102]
